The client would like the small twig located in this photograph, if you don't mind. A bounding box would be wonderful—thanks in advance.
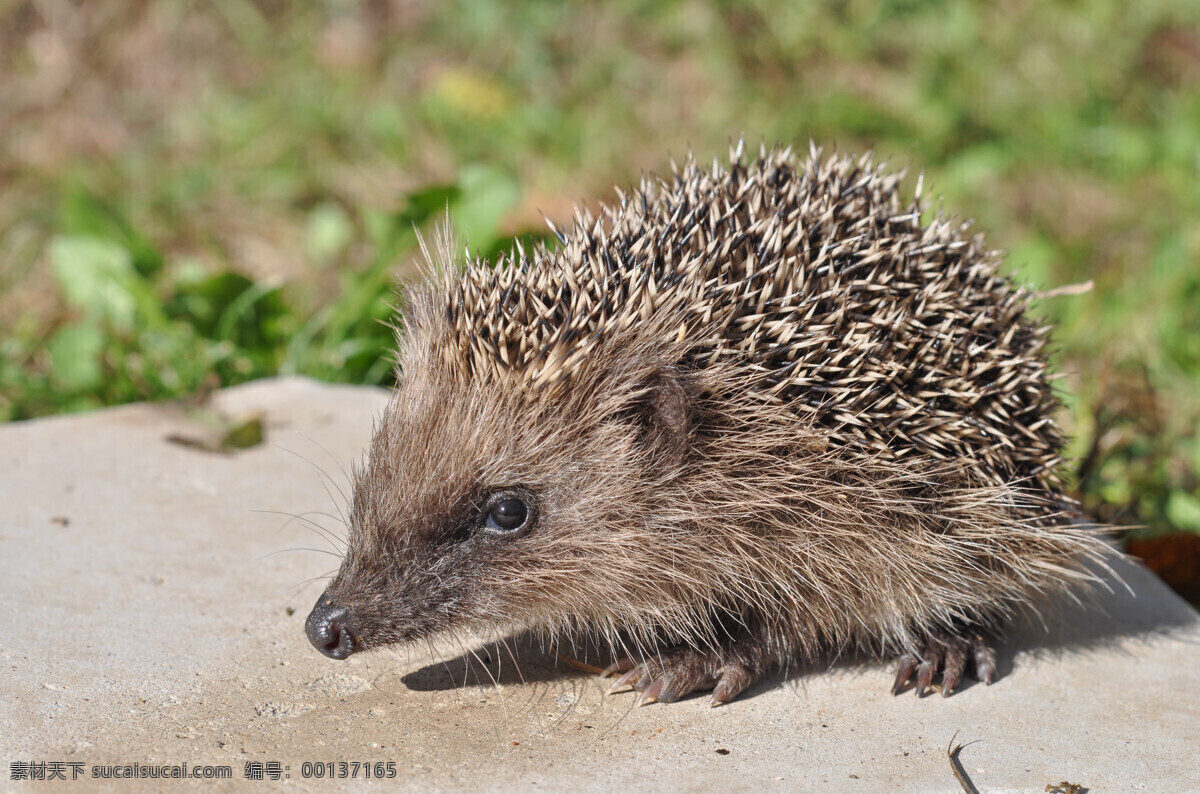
[556,653,606,674]
[948,730,981,794]
[1034,280,1094,299]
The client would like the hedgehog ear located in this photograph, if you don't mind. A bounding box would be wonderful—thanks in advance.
[635,368,691,469]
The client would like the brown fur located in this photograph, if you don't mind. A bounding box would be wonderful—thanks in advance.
[317,144,1109,701]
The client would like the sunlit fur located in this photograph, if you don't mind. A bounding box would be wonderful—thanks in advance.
[326,144,1109,673]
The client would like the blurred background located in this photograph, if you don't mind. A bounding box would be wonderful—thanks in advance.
[1,0,1197,595]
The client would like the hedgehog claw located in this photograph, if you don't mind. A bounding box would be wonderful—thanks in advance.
[915,645,941,697]
[941,643,967,696]
[892,653,919,695]
[638,680,664,706]
[711,666,754,706]
[974,643,997,685]
[892,631,995,697]
[607,668,643,694]
[605,648,757,705]
[656,685,684,704]
[601,658,636,678]
[915,661,934,697]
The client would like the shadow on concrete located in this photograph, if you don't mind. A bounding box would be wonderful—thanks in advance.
[398,551,1198,700]
[397,634,585,692]
[1006,551,1200,656]
[397,634,797,706]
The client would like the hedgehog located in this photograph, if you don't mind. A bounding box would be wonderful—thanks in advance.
[304,143,1107,706]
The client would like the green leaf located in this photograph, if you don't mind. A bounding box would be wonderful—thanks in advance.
[165,270,290,350]
[453,164,520,254]
[1166,491,1200,532]
[1008,235,1056,289]
[47,322,105,392]
[221,412,265,451]
[213,279,287,346]
[60,183,163,277]
[305,202,354,263]
[167,271,255,337]
[50,236,145,330]
[396,184,461,230]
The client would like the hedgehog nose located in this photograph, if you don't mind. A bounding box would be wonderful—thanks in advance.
[305,592,358,660]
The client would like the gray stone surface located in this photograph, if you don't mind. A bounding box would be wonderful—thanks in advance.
[1,376,1197,792]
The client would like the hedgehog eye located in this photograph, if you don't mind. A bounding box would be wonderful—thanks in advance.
[484,496,531,534]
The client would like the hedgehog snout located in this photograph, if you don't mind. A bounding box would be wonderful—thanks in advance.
[305,591,360,660]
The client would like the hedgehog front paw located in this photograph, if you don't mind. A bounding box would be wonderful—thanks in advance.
[604,647,757,707]
[892,630,996,698]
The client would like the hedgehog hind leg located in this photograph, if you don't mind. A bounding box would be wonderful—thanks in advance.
[891,627,997,698]
[605,640,767,707]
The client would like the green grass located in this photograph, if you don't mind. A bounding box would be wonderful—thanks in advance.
[1,0,1198,537]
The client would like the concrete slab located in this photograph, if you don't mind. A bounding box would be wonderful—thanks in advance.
[1,376,1197,792]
